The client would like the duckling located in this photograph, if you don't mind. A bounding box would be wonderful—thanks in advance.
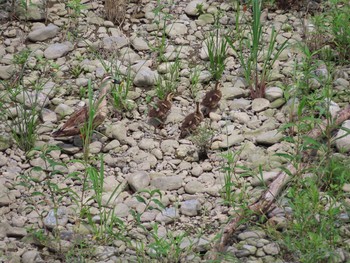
[201,81,222,117]
[148,92,174,131]
[52,75,120,137]
[179,101,204,139]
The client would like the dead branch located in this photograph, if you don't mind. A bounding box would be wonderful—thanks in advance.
[210,104,350,257]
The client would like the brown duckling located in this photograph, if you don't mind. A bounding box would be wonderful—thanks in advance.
[179,101,204,139]
[148,92,174,131]
[52,75,120,137]
[201,81,222,117]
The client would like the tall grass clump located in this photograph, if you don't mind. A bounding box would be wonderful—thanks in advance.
[227,0,288,98]
[205,12,228,83]
[274,62,348,262]
[0,49,53,152]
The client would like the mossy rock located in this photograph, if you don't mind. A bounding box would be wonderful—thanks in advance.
[0,134,12,151]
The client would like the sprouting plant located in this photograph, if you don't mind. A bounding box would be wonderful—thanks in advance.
[205,12,228,82]
[155,58,181,99]
[71,64,84,78]
[83,155,126,244]
[189,66,201,99]
[227,0,288,98]
[0,50,54,152]
[18,145,78,251]
[280,179,342,263]
[150,0,174,64]
[190,122,214,161]
[13,49,31,65]
[111,70,135,113]
[196,3,204,15]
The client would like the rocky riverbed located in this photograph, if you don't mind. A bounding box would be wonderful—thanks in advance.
[0,0,350,262]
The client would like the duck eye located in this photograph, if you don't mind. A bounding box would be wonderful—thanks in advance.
[112,79,120,84]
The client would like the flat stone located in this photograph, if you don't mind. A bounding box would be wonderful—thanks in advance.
[221,85,247,99]
[0,154,7,167]
[105,122,128,143]
[336,120,350,153]
[252,98,270,112]
[256,130,283,145]
[41,108,57,123]
[102,36,129,50]
[219,132,245,148]
[161,140,179,155]
[89,141,102,154]
[180,199,201,216]
[22,250,42,263]
[0,222,10,238]
[28,23,59,42]
[251,171,279,186]
[138,138,157,150]
[43,207,68,229]
[44,42,74,59]
[0,65,15,80]
[127,171,150,191]
[103,139,120,152]
[150,175,182,191]
[60,144,80,154]
[55,104,74,117]
[238,230,266,240]
[185,180,205,194]
[156,207,180,224]
[263,243,280,255]
[7,226,27,237]
[131,37,149,51]
[185,0,207,16]
[265,86,283,101]
[103,176,119,192]
[196,13,214,26]
[114,203,129,217]
[0,135,12,151]
[166,23,188,37]
[133,67,157,87]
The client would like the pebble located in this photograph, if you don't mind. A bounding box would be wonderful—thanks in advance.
[156,207,180,224]
[43,207,68,229]
[252,98,270,112]
[127,171,150,191]
[180,199,201,216]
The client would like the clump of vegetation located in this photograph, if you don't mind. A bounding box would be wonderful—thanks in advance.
[0,49,54,152]
[205,13,228,83]
[190,122,214,161]
[227,0,288,98]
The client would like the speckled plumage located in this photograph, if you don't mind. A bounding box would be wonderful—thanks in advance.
[201,82,222,116]
[148,93,173,130]
[180,102,204,139]
[52,76,119,137]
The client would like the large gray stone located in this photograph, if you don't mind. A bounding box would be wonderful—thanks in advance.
[44,42,74,59]
[28,24,59,42]
[127,171,150,191]
[102,36,129,50]
[166,23,188,37]
[133,67,157,87]
[156,207,180,224]
[0,65,15,80]
[180,199,201,216]
[151,175,182,191]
